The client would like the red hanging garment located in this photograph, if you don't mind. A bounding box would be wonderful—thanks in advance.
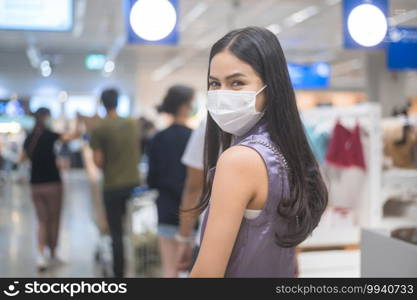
[348,123,366,170]
[325,121,366,170]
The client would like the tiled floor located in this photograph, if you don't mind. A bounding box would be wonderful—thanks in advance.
[7,169,409,278]
[0,170,101,277]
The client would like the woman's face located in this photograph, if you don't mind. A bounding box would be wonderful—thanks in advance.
[208,50,266,112]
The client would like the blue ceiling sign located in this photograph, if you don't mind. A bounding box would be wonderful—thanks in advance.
[0,0,73,32]
[125,0,179,45]
[288,62,331,90]
[388,26,417,70]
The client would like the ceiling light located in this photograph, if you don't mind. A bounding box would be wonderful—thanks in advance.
[180,2,208,32]
[284,6,320,27]
[129,0,177,41]
[41,67,52,77]
[40,60,52,77]
[151,56,185,81]
[40,60,50,69]
[347,4,387,47]
[104,60,115,73]
[266,24,281,35]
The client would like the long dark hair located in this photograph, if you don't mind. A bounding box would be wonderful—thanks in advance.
[193,26,328,248]
[26,107,50,159]
[156,84,194,116]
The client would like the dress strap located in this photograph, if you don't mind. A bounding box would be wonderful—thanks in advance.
[246,139,289,171]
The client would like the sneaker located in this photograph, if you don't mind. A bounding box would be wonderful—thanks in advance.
[49,257,65,268]
[37,254,48,272]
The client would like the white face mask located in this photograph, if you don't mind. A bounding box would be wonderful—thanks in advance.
[206,85,267,136]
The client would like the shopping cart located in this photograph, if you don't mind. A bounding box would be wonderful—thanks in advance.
[126,186,161,277]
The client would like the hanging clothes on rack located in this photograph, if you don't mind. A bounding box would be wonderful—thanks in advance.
[383,121,417,169]
[301,103,381,230]
[325,120,366,170]
[323,120,368,216]
[304,124,331,165]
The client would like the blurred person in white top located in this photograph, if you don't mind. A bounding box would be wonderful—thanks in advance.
[175,118,206,274]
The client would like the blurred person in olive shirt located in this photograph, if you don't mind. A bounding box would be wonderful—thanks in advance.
[90,88,140,278]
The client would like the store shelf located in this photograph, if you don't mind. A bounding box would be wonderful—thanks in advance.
[298,249,360,278]
[299,225,360,250]
[380,216,417,231]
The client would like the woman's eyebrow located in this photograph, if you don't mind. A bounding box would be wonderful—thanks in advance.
[209,73,246,81]
[226,73,246,80]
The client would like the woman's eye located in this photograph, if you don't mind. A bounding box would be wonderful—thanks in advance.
[231,80,244,87]
[209,81,220,88]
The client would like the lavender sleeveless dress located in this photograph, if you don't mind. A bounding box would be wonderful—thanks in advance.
[199,117,297,278]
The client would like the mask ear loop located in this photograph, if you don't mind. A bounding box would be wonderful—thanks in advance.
[255,85,267,96]
[254,85,268,114]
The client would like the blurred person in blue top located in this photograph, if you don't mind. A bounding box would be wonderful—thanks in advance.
[147,85,194,277]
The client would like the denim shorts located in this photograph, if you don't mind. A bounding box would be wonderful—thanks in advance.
[157,223,179,239]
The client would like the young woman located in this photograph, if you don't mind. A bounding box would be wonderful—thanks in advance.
[146,85,195,277]
[21,107,81,272]
[189,27,328,278]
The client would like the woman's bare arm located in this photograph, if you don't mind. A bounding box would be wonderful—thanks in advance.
[189,145,265,277]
